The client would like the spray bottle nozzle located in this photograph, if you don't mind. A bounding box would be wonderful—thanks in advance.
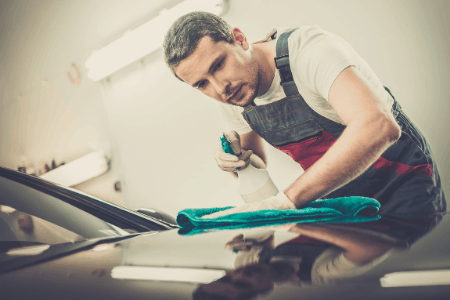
[220,135,235,155]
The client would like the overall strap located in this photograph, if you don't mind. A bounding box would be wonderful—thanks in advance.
[275,29,299,96]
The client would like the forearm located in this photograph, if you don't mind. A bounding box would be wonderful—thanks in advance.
[285,117,400,208]
[291,223,404,248]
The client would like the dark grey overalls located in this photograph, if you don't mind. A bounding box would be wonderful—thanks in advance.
[242,29,446,214]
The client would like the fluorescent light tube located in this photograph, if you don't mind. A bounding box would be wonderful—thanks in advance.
[85,0,227,82]
[7,245,50,256]
[380,270,450,287]
[111,266,226,283]
[40,151,108,187]
[0,205,16,213]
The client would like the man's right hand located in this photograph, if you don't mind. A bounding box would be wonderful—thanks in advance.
[214,132,252,172]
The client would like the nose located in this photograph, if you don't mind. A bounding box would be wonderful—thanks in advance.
[210,76,230,96]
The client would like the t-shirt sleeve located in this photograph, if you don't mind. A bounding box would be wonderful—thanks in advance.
[216,103,252,135]
[289,26,355,101]
[311,246,401,284]
[311,247,360,284]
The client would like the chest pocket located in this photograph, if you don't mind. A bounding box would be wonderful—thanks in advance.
[242,96,325,147]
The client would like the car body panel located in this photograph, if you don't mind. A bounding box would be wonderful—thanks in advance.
[1,166,450,299]
[2,213,450,299]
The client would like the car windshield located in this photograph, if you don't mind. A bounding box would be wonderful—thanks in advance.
[0,175,130,260]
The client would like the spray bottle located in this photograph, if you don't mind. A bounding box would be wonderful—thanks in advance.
[221,134,278,203]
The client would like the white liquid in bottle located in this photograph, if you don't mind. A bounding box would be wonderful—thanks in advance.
[236,164,279,203]
[221,134,278,203]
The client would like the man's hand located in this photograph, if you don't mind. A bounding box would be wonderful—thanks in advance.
[202,192,297,219]
[214,132,252,172]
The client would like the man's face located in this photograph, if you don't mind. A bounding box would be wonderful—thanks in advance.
[174,34,260,107]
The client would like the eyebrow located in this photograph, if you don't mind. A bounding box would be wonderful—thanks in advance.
[192,54,225,88]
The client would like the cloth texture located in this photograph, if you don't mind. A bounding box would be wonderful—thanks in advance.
[177,197,381,235]
[217,25,394,135]
[202,192,296,219]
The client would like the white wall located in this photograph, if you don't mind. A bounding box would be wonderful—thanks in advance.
[0,0,180,204]
[1,0,449,216]
[103,0,450,216]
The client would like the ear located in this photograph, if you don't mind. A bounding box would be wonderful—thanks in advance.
[231,27,249,50]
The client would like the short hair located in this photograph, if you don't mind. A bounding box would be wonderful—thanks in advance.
[163,11,234,81]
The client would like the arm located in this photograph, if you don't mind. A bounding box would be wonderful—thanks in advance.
[290,224,408,264]
[204,67,401,219]
[285,66,401,208]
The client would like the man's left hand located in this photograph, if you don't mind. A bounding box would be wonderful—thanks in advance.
[202,192,297,219]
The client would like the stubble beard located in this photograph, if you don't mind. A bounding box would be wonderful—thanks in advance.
[232,68,261,108]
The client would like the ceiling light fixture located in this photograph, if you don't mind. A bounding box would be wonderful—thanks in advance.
[111,266,226,283]
[85,0,228,82]
[380,270,450,287]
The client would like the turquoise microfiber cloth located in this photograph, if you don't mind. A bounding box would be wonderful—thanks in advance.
[177,196,381,235]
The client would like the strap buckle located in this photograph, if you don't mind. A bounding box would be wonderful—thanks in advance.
[275,55,293,84]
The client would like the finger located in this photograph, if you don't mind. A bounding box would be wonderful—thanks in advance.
[226,234,245,245]
[232,234,245,241]
[237,150,253,170]
[223,131,240,141]
[225,241,251,249]
[220,165,245,172]
[225,242,253,251]
[218,159,248,172]
[224,131,241,155]
[217,153,239,162]
[215,142,239,162]
[221,167,240,172]
[238,150,252,162]
[241,159,251,170]
[220,160,247,169]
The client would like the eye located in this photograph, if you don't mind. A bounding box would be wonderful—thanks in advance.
[197,80,208,89]
[214,59,224,72]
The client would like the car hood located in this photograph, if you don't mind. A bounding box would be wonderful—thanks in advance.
[1,212,450,300]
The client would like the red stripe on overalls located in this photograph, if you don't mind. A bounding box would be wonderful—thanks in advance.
[275,130,335,169]
[372,157,433,176]
[275,130,433,176]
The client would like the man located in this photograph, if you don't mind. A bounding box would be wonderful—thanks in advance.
[193,223,409,299]
[163,11,445,215]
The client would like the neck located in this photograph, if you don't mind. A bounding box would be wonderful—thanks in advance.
[252,40,277,97]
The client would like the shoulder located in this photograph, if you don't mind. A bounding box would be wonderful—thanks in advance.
[288,25,345,53]
[278,25,352,77]
[258,26,329,49]
[286,26,354,99]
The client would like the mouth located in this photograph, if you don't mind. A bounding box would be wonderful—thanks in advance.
[226,84,243,104]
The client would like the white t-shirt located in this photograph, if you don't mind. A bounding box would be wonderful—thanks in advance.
[217,26,394,135]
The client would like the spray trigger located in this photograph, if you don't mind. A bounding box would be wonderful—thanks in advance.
[220,135,235,155]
